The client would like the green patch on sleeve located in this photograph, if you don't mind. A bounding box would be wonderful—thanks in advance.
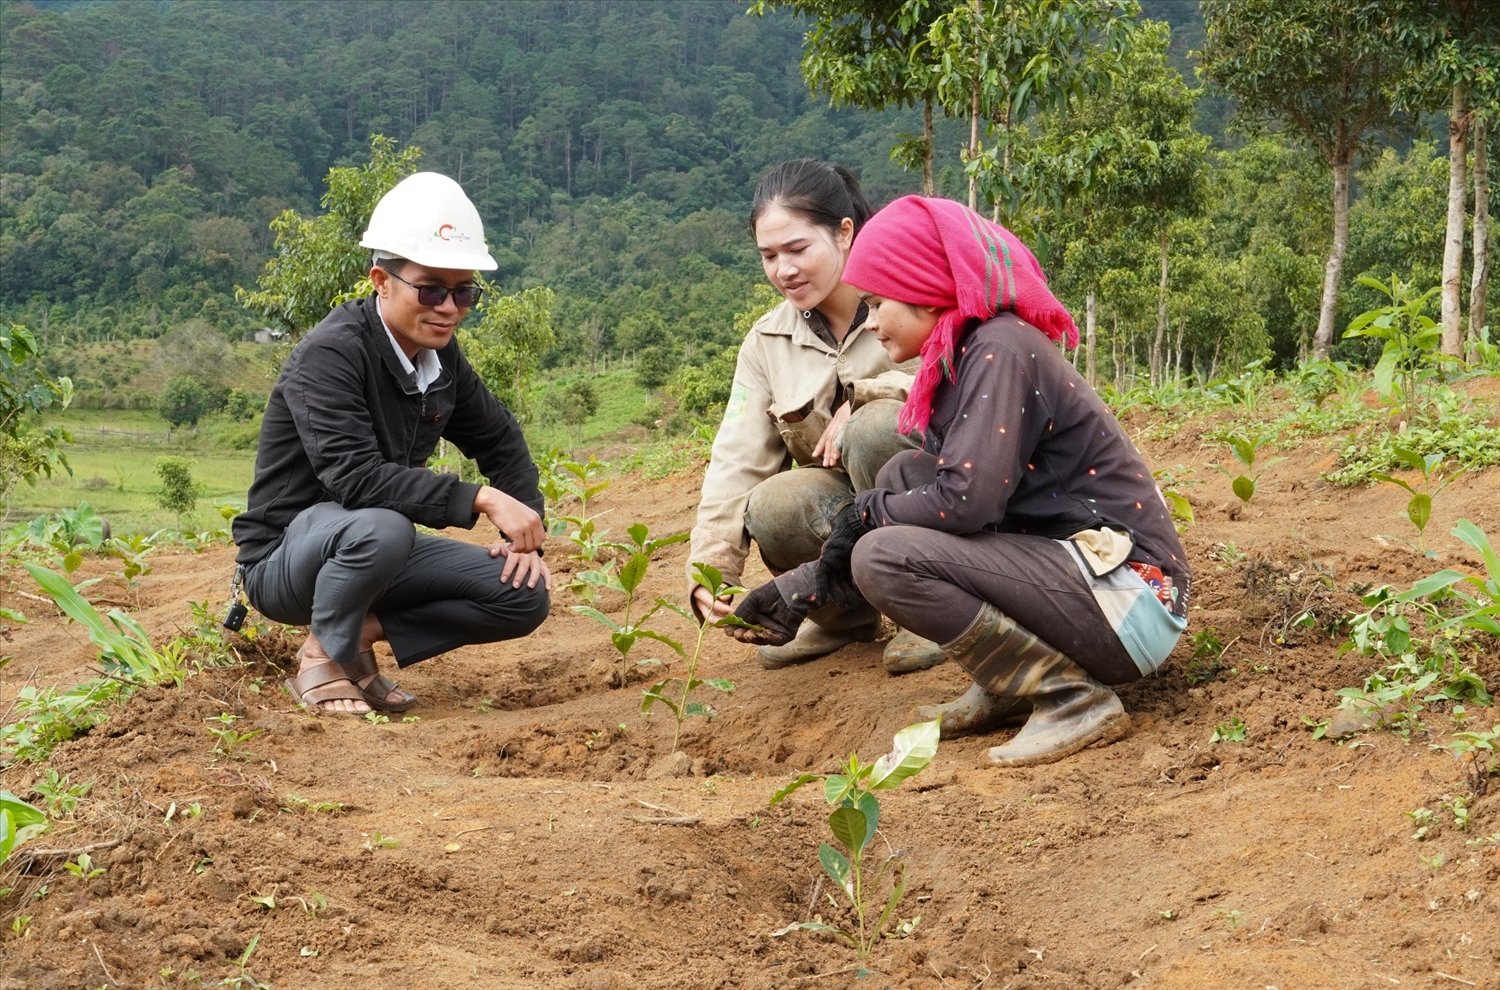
[723,384,749,422]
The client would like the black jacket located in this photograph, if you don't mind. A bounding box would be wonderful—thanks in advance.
[233,296,541,566]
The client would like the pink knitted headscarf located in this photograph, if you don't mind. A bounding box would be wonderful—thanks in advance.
[842,196,1077,434]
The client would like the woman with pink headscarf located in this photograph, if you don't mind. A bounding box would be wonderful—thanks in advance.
[734,196,1190,767]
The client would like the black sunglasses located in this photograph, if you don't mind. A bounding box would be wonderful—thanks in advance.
[385,268,484,308]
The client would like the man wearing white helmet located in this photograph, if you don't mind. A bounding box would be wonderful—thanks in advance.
[233,172,551,714]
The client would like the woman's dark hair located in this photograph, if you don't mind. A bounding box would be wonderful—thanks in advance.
[750,159,874,238]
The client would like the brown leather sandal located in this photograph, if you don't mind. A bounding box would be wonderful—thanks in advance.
[285,658,368,714]
[347,650,417,713]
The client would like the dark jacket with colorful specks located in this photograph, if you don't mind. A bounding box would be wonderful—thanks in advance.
[857,314,1191,617]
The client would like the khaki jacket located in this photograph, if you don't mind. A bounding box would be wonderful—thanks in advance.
[688,299,916,588]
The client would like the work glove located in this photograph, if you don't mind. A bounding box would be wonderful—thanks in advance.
[816,503,877,609]
[732,580,809,645]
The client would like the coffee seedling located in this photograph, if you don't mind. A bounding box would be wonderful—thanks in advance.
[1214,432,1283,506]
[1407,807,1434,840]
[642,562,751,753]
[572,522,689,688]
[769,719,940,976]
[33,770,90,819]
[205,714,264,761]
[1372,447,1462,556]
[62,851,105,879]
[1210,716,1247,743]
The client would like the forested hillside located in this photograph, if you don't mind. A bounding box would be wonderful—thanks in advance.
[0,0,966,369]
[0,0,1486,387]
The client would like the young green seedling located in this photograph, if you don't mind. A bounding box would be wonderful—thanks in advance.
[205,714,264,761]
[1372,447,1463,556]
[769,719,940,977]
[62,851,105,879]
[1209,716,1247,743]
[1214,432,1283,506]
[642,562,752,753]
[571,522,689,688]
[33,770,90,819]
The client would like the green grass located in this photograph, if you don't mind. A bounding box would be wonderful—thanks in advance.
[10,409,254,536]
[524,369,654,453]
[12,368,662,536]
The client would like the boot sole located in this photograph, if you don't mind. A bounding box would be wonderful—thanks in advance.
[985,712,1132,767]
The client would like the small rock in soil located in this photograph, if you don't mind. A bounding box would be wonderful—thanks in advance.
[645,751,692,779]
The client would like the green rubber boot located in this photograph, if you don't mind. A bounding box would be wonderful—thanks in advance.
[942,603,1129,766]
[916,682,1029,738]
[882,628,947,675]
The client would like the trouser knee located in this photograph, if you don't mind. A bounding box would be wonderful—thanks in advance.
[850,527,905,616]
[840,399,919,492]
[337,507,415,574]
[744,470,852,573]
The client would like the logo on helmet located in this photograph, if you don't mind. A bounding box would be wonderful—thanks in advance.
[434,224,472,243]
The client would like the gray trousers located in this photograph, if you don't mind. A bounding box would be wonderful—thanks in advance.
[850,452,1140,685]
[244,502,550,669]
[743,398,920,574]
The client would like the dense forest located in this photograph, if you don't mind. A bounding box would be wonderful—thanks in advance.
[0,0,1490,394]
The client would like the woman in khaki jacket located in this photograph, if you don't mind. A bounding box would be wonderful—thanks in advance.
[687,159,941,672]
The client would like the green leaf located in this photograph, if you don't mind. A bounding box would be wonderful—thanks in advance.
[702,678,736,693]
[0,607,26,624]
[683,701,716,719]
[868,719,941,791]
[1392,446,1426,473]
[62,552,82,574]
[627,522,648,548]
[823,773,854,806]
[640,682,679,716]
[632,628,685,658]
[1406,494,1431,534]
[610,630,638,657]
[643,531,690,555]
[828,806,868,857]
[569,605,620,632]
[818,841,852,894]
[769,774,823,806]
[619,553,649,595]
[1371,473,1416,496]
[1451,520,1500,588]
[691,561,725,594]
[1372,349,1398,397]
[875,861,908,938]
[715,614,762,631]
[1231,475,1255,504]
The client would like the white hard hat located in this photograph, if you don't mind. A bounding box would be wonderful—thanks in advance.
[360,172,497,271]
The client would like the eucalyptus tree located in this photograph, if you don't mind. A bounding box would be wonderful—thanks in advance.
[1024,21,1191,384]
[749,0,945,194]
[1036,20,1206,386]
[1198,1,1410,362]
[1381,0,1500,357]
[926,0,1139,216]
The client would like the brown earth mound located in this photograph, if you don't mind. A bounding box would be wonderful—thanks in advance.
[2,426,1499,989]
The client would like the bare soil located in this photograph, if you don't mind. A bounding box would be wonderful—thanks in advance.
[3,420,1499,990]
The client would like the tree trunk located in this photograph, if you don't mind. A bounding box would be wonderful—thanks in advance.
[1111,311,1121,392]
[1312,157,1352,361]
[922,97,935,197]
[1173,318,1185,383]
[1085,286,1098,386]
[1442,84,1469,356]
[1151,226,1169,387]
[1470,114,1490,360]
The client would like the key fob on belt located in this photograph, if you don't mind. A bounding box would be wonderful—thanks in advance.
[223,602,248,632]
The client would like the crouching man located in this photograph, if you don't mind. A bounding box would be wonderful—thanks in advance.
[232,172,551,714]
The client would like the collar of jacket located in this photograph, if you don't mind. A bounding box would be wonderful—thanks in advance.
[755,298,870,354]
[358,295,453,397]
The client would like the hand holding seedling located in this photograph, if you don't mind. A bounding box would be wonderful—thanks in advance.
[730,580,807,644]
